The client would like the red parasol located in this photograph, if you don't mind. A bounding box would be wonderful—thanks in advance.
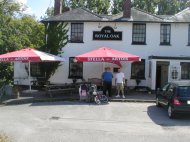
[75,47,141,66]
[0,48,65,62]
[0,48,65,91]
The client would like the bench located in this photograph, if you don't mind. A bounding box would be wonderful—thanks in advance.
[88,78,102,90]
[45,84,79,98]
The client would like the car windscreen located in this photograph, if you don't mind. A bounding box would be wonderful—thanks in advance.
[177,86,190,97]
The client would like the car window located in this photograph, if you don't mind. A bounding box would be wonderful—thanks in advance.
[162,84,170,91]
[177,86,190,97]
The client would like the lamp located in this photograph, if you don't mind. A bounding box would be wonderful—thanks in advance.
[98,23,102,28]
[114,23,117,29]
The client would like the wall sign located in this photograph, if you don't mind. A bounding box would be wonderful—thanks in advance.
[93,26,122,40]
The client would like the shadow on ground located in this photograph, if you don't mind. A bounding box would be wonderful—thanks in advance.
[147,105,190,127]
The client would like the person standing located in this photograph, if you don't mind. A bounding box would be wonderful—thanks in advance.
[102,67,113,98]
[115,68,125,98]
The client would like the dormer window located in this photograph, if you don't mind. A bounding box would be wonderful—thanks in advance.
[160,24,171,45]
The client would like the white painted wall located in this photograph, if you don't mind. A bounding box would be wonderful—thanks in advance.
[14,22,190,90]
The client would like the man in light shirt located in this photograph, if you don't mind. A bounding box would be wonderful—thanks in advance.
[115,68,125,98]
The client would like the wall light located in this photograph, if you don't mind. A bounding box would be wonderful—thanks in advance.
[114,23,117,29]
[98,23,102,28]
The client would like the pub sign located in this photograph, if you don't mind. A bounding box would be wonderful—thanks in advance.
[93,26,122,40]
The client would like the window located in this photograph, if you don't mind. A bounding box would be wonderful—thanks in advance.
[132,23,146,45]
[69,57,83,79]
[70,23,84,43]
[148,61,151,78]
[171,67,178,80]
[131,59,145,79]
[113,67,119,73]
[181,62,190,79]
[30,63,43,77]
[160,24,171,45]
[188,24,190,45]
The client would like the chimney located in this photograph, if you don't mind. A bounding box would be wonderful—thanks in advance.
[62,7,70,13]
[123,0,131,19]
[54,0,62,16]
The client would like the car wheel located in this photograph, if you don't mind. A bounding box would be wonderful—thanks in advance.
[168,104,175,119]
[156,97,161,107]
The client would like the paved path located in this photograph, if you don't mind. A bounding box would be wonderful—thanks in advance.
[0,102,190,142]
[2,91,156,105]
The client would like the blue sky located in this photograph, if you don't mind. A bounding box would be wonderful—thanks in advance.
[25,0,54,19]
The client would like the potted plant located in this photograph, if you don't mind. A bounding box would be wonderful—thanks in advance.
[135,79,141,91]
[13,85,21,98]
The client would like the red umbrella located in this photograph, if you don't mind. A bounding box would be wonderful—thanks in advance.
[0,48,65,62]
[75,47,141,66]
[0,48,65,91]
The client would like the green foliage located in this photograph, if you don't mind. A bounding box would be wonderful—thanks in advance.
[157,0,180,15]
[62,0,110,14]
[86,0,110,14]
[111,0,123,14]
[41,7,54,19]
[38,22,68,82]
[0,0,45,84]
[133,0,158,14]
[111,0,190,15]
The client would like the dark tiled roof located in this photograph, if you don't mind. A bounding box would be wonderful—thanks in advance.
[169,7,190,22]
[42,8,105,22]
[112,8,164,22]
[42,7,190,23]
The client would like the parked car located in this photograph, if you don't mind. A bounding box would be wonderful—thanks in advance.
[156,81,190,119]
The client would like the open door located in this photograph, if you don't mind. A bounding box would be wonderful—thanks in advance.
[156,61,169,89]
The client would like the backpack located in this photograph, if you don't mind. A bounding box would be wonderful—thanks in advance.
[80,84,88,96]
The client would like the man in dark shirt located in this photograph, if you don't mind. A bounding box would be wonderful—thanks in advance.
[102,67,113,98]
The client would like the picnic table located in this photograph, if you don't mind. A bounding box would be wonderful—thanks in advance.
[45,83,80,98]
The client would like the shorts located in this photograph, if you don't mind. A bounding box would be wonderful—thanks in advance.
[116,83,124,91]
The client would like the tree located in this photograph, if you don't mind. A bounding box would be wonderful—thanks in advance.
[178,0,190,11]
[157,0,180,15]
[133,0,158,14]
[62,0,110,14]
[38,22,68,82]
[41,7,54,19]
[0,0,45,84]
[111,0,123,14]
[86,0,110,14]
[111,0,190,15]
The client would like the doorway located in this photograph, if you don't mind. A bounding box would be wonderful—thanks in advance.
[156,61,169,89]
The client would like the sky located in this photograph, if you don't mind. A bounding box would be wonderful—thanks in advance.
[14,0,54,19]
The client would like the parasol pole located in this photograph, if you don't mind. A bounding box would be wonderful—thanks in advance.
[28,61,31,91]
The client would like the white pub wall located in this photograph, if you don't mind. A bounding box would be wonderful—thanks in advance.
[14,22,190,90]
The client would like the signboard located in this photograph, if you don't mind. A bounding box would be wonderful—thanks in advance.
[93,26,122,40]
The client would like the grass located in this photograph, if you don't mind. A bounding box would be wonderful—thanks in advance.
[0,133,11,142]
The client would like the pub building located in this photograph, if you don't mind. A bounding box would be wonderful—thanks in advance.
[14,0,190,92]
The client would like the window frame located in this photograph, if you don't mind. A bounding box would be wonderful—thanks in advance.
[131,59,145,79]
[30,62,43,77]
[180,62,190,79]
[188,24,190,46]
[132,23,146,45]
[160,24,171,45]
[68,57,83,79]
[70,23,84,43]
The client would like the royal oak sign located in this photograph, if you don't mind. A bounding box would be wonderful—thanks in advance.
[93,26,122,40]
